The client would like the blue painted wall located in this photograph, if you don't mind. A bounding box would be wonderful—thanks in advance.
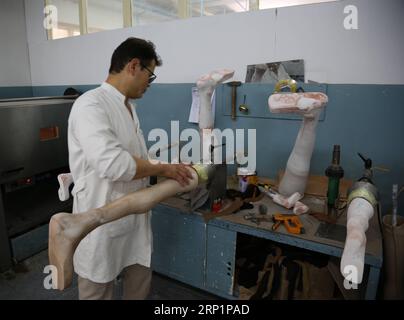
[0,85,96,99]
[31,85,98,97]
[1,83,403,214]
[0,86,32,99]
[137,83,404,214]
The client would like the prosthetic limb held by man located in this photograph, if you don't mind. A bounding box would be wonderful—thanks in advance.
[49,164,213,290]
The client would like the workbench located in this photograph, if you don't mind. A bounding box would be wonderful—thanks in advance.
[151,186,383,300]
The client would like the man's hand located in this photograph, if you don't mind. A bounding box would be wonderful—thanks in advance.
[132,157,195,186]
[161,163,194,187]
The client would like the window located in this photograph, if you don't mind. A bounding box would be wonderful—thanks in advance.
[259,0,338,10]
[87,0,124,33]
[47,0,80,40]
[132,0,180,26]
[189,0,249,17]
[45,0,340,40]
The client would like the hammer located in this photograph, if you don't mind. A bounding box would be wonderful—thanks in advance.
[227,81,242,120]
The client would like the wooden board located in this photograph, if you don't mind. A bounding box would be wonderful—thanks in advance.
[276,170,353,201]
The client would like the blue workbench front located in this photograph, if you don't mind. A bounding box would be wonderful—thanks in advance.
[151,194,382,300]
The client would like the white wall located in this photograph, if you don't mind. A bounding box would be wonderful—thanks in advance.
[0,0,31,86]
[25,0,404,86]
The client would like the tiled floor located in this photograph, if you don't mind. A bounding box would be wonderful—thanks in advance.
[0,250,220,300]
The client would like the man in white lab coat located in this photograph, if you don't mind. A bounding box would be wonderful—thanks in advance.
[68,37,193,300]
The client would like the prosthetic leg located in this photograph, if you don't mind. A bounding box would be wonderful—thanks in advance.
[340,154,379,285]
[340,197,374,285]
[49,164,213,290]
[196,69,234,163]
[188,69,234,211]
[268,91,328,197]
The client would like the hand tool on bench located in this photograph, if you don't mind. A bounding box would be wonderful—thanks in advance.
[243,212,272,226]
[272,213,305,234]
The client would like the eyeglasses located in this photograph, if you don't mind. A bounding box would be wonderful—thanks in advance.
[141,64,157,84]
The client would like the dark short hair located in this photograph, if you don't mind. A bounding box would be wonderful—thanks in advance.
[109,37,162,74]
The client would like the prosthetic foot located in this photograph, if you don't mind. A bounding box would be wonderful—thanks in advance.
[57,173,73,201]
[259,187,309,215]
[49,164,213,290]
[197,69,234,99]
[268,92,328,115]
[268,92,328,196]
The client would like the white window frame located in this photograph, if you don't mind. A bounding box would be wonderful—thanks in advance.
[46,1,339,40]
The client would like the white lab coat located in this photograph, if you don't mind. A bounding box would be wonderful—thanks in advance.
[68,82,152,283]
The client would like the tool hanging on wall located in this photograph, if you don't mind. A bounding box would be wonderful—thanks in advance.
[239,95,249,114]
[273,79,297,93]
[228,81,242,120]
[273,79,305,94]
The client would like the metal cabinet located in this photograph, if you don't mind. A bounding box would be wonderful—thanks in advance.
[0,97,74,272]
[151,203,238,299]
[151,202,382,300]
[205,225,236,298]
[151,204,207,290]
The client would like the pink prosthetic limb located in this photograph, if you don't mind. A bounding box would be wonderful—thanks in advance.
[268,92,328,197]
[293,201,310,215]
[259,186,309,215]
[197,69,234,163]
[340,159,379,285]
[340,198,374,285]
[49,164,212,290]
